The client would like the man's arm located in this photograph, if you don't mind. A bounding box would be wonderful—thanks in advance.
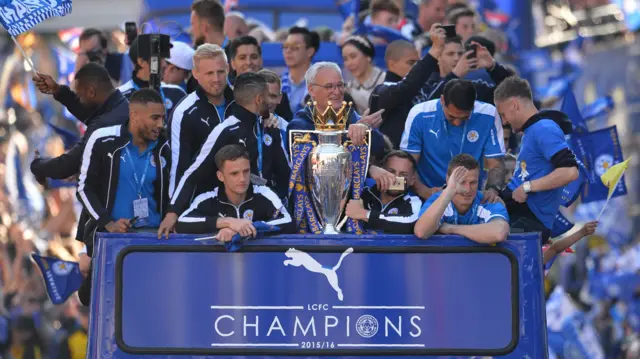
[53,85,94,123]
[168,105,196,197]
[76,130,115,227]
[543,222,597,264]
[375,52,440,110]
[414,191,451,239]
[531,166,579,192]
[270,128,292,197]
[442,220,509,244]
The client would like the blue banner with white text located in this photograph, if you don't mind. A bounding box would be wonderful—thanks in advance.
[0,0,73,36]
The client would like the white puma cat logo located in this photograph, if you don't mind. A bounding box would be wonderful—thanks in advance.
[284,247,354,301]
[429,129,440,138]
[238,138,247,147]
[120,155,126,163]
[201,117,210,126]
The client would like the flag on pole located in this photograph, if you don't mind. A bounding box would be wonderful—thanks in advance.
[31,253,83,304]
[600,157,631,200]
[570,126,627,203]
[561,86,588,132]
[0,0,73,36]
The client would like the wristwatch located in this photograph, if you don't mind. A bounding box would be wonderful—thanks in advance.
[523,181,532,193]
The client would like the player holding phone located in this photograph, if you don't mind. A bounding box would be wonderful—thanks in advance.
[345,150,422,234]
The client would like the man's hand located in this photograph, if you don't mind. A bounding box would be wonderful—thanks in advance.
[264,113,280,129]
[445,166,469,197]
[79,253,91,278]
[358,108,385,128]
[345,199,368,221]
[579,221,598,237]
[105,218,130,233]
[347,123,369,146]
[157,212,178,239]
[438,223,456,235]
[226,218,257,238]
[215,228,237,242]
[33,73,60,95]
[512,185,528,203]
[368,165,396,192]
[474,42,496,70]
[428,23,446,57]
[452,51,478,78]
[482,188,501,204]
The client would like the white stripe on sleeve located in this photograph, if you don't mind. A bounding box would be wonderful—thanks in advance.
[169,92,198,196]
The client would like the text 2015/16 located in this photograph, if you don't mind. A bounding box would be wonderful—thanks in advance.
[301,341,335,349]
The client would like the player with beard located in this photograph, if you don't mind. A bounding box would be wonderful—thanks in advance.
[345,151,422,234]
[168,44,234,198]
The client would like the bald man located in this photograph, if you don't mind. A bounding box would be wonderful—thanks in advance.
[224,12,249,41]
[370,26,445,148]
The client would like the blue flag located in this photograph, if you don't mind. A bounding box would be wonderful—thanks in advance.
[561,86,588,132]
[31,253,83,305]
[0,0,73,37]
[356,23,411,43]
[570,126,627,203]
[582,95,614,121]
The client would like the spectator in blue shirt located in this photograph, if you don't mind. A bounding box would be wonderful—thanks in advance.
[401,79,506,201]
[414,154,509,244]
[494,77,579,243]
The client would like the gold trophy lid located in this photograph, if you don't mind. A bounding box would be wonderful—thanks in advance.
[309,100,353,131]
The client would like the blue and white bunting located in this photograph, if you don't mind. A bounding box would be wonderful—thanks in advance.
[0,0,72,37]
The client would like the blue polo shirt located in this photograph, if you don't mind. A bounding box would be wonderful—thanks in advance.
[400,99,505,188]
[419,191,509,225]
[111,140,161,228]
[507,119,569,229]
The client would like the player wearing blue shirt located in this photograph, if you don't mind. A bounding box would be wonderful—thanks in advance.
[400,79,506,201]
[494,77,579,242]
[414,154,510,244]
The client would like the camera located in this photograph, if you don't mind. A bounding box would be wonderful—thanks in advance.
[136,33,171,90]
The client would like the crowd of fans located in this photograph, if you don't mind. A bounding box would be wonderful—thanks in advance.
[0,0,638,358]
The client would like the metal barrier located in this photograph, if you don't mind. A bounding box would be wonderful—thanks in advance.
[87,232,548,358]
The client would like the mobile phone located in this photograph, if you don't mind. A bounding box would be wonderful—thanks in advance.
[467,43,478,59]
[388,177,406,191]
[125,22,138,45]
[437,25,457,39]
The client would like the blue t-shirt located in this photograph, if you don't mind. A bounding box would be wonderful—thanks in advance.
[112,140,161,228]
[419,191,509,225]
[507,119,569,229]
[400,99,505,188]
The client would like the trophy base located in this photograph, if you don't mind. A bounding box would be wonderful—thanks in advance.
[322,224,340,235]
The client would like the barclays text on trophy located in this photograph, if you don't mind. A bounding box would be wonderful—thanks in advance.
[288,101,371,234]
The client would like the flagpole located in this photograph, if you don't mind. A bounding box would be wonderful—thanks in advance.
[11,35,38,77]
[596,174,623,221]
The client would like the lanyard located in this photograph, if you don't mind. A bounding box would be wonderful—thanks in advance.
[131,81,167,115]
[443,120,468,159]
[256,118,263,177]
[124,146,151,198]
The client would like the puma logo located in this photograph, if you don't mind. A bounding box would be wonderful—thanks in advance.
[284,247,354,301]
[218,212,226,218]
[238,138,247,147]
[201,117,210,126]
[429,129,440,138]
[120,155,126,163]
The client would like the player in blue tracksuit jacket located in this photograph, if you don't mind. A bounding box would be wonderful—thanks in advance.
[494,77,579,243]
[285,62,386,160]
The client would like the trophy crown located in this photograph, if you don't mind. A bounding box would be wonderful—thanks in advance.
[308,100,353,131]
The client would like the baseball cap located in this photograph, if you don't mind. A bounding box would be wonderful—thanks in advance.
[166,41,195,71]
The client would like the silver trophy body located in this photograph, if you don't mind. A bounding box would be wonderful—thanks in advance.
[308,131,352,234]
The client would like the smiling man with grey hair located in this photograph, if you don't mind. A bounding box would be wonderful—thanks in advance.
[285,62,386,160]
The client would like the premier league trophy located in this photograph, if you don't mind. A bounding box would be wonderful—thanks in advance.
[288,101,370,234]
